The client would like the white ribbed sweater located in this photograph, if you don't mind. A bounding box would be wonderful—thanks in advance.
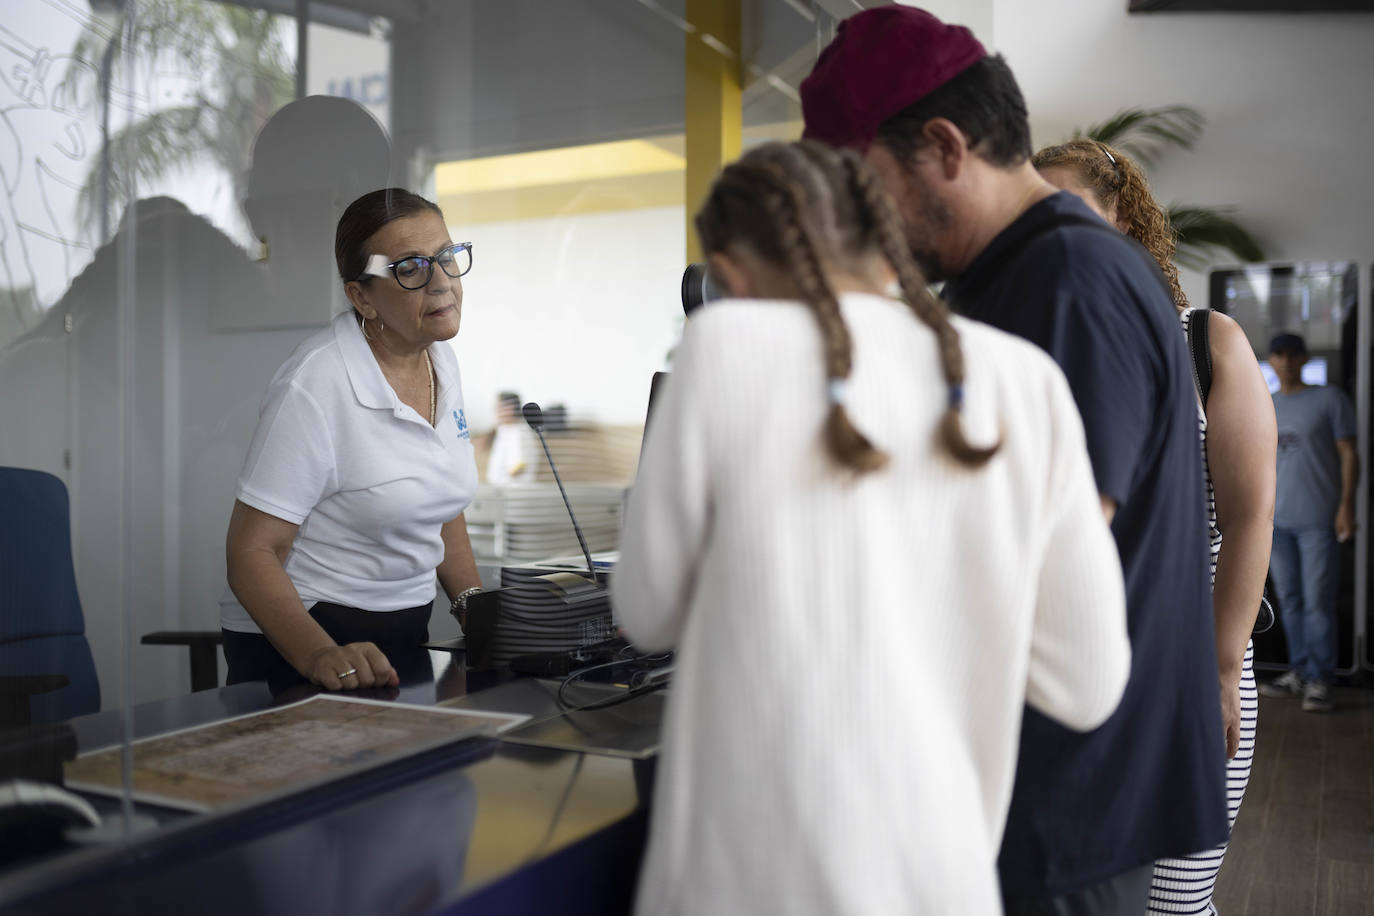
[613,294,1131,916]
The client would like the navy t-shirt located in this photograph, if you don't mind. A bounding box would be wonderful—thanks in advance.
[944,192,1227,894]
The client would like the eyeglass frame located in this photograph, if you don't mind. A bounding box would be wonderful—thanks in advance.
[359,241,473,289]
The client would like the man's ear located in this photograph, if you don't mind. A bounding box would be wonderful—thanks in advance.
[920,117,971,181]
[707,251,753,299]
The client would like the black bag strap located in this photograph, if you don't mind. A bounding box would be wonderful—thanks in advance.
[1181,308,1272,636]
[1184,308,1212,410]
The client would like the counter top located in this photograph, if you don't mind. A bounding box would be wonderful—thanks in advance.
[0,650,659,916]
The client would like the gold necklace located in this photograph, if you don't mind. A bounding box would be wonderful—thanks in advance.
[366,329,436,425]
[424,350,435,426]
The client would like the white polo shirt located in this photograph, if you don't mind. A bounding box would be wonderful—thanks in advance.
[220,310,478,633]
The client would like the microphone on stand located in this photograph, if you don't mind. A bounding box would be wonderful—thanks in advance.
[523,401,598,585]
[505,402,613,677]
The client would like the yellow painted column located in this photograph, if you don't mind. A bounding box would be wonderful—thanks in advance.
[684,0,742,264]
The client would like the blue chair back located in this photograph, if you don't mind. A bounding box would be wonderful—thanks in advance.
[0,467,100,723]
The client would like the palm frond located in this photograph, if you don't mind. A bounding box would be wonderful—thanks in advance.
[1068,106,1264,270]
[77,105,211,228]
[58,0,225,107]
[1076,105,1205,167]
[63,1,294,239]
[1167,205,1266,270]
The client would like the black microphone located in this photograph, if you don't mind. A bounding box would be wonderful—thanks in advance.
[523,401,597,584]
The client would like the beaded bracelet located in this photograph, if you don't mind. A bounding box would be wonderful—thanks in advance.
[449,586,483,618]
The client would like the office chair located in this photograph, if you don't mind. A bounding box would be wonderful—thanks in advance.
[0,467,100,728]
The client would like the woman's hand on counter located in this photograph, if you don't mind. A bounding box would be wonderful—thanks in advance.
[303,642,399,690]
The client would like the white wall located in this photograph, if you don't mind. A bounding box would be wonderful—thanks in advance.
[897,0,995,49]
[991,2,1374,309]
[450,205,685,432]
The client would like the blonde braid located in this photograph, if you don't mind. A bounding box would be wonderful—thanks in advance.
[839,150,1000,466]
[750,160,889,473]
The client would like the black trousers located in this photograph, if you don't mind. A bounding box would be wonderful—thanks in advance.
[223,601,432,692]
[1002,863,1154,916]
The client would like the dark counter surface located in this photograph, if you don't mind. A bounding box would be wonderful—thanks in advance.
[0,649,658,916]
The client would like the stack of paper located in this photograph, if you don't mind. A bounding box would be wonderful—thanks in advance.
[465,484,625,563]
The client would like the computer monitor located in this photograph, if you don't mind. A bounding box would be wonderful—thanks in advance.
[635,371,670,475]
[646,371,669,430]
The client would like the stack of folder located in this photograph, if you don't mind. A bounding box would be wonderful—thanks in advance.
[465,485,624,563]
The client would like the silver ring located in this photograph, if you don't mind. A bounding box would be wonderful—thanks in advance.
[338,668,357,679]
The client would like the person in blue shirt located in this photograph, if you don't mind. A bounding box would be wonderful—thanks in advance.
[800,7,1226,914]
[1258,332,1359,712]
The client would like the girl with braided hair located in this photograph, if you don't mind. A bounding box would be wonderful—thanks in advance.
[613,140,1132,915]
[1035,139,1276,916]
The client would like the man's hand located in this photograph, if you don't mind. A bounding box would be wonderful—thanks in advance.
[1336,503,1357,543]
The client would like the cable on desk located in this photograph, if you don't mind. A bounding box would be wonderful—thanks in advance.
[555,654,672,713]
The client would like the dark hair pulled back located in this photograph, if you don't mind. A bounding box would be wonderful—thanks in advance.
[334,188,443,285]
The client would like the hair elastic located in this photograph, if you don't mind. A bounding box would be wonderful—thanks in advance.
[948,384,964,409]
[827,378,849,406]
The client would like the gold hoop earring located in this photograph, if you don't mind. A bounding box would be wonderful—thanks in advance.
[362,315,383,341]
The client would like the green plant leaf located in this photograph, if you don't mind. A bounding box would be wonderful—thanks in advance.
[1068,106,1265,270]
[63,1,293,242]
[1167,205,1266,270]
[1077,105,1205,167]
[77,105,210,229]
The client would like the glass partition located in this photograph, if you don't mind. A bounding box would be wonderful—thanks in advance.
[0,0,314,845]
[0,0,834,881]
[0,0,309,713]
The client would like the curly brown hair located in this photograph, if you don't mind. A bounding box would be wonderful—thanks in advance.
[1032,139,1188,311]
[694,140,999,473]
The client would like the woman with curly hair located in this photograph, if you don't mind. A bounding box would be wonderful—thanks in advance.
[1034,139,1277,916]
[1033,139,1189,310]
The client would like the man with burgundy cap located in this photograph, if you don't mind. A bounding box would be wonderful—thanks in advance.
[801,7,1227,915]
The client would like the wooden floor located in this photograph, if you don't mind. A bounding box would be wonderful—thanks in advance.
[1213,684,1374,915]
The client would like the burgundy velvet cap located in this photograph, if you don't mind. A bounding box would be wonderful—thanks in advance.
[801,5,987,153]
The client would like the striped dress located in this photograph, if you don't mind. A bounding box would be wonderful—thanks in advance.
[1149,308,1259,915]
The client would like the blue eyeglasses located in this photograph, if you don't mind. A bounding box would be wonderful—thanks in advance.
[361,242,473,289]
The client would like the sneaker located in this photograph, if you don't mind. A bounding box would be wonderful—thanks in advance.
[1258,670,1304,698]
[1302,681,1333,713]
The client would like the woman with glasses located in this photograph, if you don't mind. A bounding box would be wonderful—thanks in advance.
[221,188,483,691]
[1034,139,1277,916]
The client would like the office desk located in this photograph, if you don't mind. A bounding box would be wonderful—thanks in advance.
[0,651,658,916]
